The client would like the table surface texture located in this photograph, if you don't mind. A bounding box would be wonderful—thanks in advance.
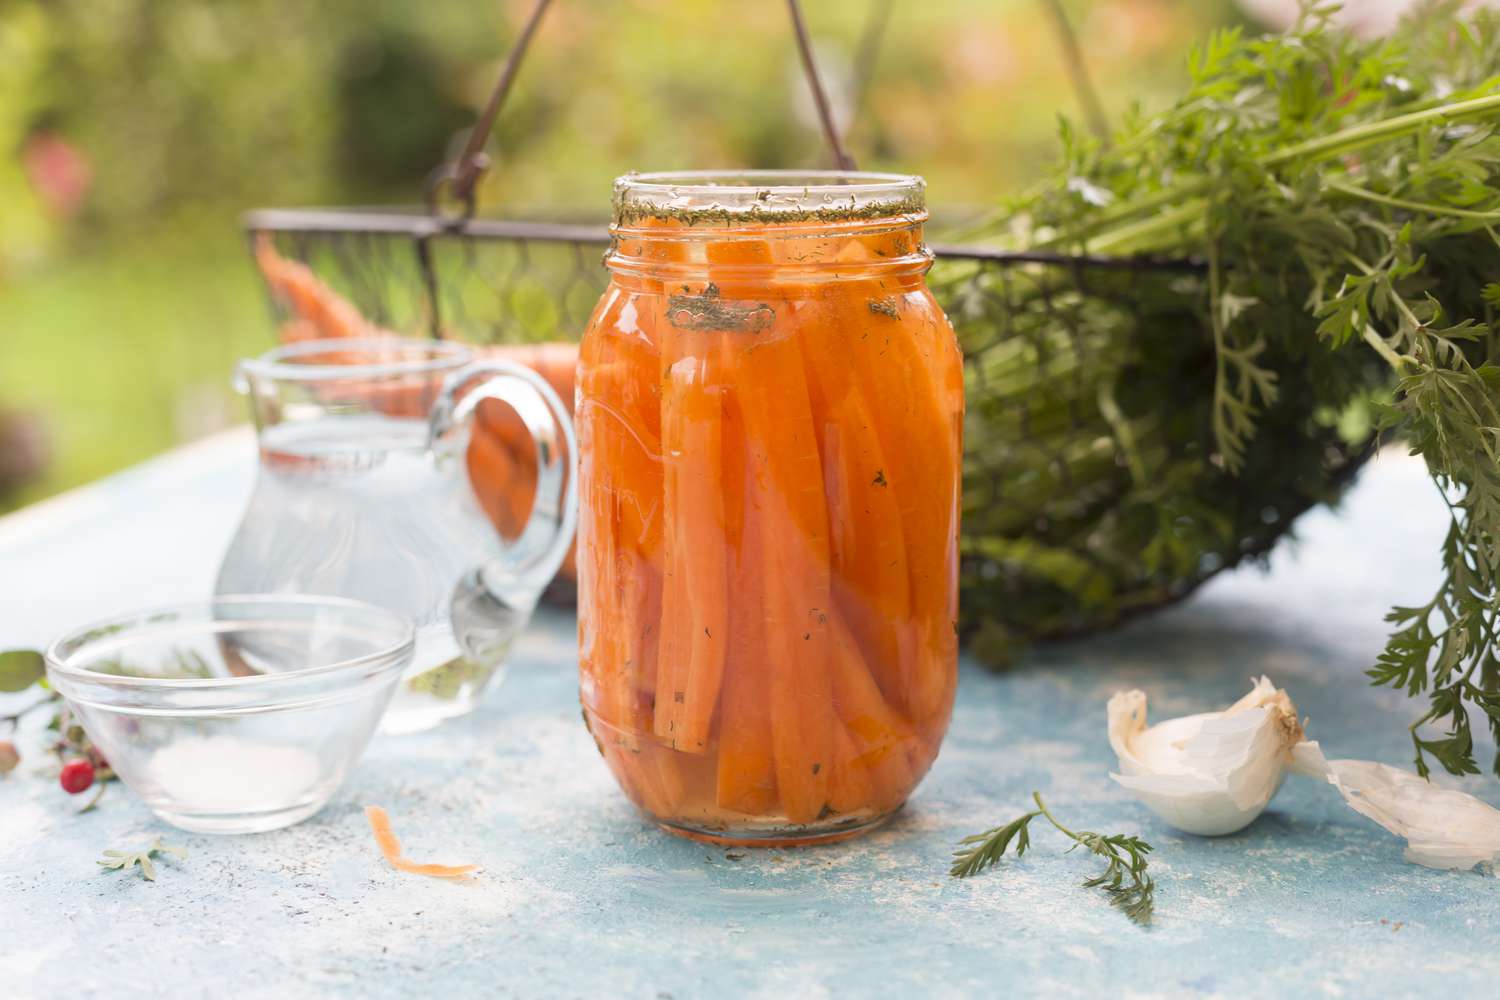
[2,428,1498,999]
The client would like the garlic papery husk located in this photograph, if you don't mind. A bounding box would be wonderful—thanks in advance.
[1291,741,1500,872]
[1108,677,1305,836]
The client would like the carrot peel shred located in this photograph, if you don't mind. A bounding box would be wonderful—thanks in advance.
[364,805,479,880]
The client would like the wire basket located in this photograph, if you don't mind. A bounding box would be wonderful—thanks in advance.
[242,1,1375,654]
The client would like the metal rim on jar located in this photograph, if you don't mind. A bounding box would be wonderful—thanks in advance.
[613,170,926,228]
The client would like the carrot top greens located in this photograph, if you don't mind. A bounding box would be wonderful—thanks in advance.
[952,3,1500,779]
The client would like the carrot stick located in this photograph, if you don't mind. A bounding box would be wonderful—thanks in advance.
[827,722,877,816]
[714,622,777,814]
[578,290,665,749]
[714,418,778,814]
[704,238,773,300]
[732,316,835,825]
[651,333,729,752]
[826,612,916,811]
[824,284,960,725]
[797,297,913,711]
[650,338,689,747]
[670,349,729,751]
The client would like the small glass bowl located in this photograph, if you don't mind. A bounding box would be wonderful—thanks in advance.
[45,596,415,834]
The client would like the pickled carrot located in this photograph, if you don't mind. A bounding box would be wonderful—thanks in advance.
[732,317,836,825]
[653,340,729,753]
[650,314,689,746]
[704,238,774,300]
[578,290,665,748]
[827,722,876,816]
[573,292,688,808]
[826,612,916,810]
[797,296,913,710]
[580,216,960,839]
[714,613,778,814]
[822,285,959,716]
[714,442,778,814]
[576,290,628,735]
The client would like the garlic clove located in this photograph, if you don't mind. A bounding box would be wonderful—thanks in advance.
[1108,677,1304,836]
[1291,741,1500,871]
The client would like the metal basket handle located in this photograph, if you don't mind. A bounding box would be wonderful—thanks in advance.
[424,0,863,224]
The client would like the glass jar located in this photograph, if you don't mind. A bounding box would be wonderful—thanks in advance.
[576,171,963,845]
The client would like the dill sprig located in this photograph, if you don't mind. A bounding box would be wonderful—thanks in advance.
[951,792,1155,926]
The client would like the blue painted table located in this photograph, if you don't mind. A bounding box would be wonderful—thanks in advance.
[2,429,1498,998]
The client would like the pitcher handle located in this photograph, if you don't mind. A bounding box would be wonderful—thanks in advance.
[429,359,577,604]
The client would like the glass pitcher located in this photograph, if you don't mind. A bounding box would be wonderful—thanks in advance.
[576,172,963,845]
[216,337,576,733]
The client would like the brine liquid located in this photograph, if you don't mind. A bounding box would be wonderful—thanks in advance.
[216,416,526,732]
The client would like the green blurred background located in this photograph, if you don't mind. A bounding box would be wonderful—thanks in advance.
[0,0,1254,512]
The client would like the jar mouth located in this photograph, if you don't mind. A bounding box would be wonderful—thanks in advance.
[239,336,473,385]
[613,170,925,228]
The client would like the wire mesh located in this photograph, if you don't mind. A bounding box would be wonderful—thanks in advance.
[243,213,1373,648]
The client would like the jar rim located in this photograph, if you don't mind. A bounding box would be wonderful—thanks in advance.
[613,170,925,227]
[238,336,473,385]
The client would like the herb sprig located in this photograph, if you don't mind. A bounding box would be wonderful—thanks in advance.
[951,792,1155,926]
[98,838,187,881]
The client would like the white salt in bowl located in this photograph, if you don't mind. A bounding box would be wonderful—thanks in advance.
[46,596,414,834]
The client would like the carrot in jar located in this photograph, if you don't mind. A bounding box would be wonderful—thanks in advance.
[652,332,730,753]
[824,284,959,722]
[700,235,784,808]
[577,292,665,741]
[713,592,778,815]
[797,292,914,712]
[731,313,836,824]
[584,302,696,815]
[826,612,916,812]
[713,406,778,814]
[827,722,877,816]
[704,237,774,300]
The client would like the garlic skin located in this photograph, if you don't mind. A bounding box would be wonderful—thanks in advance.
[1291,742,1500,871]
[1108,677,1305,836]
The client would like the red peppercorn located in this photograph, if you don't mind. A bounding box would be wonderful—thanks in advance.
[59,758,94,794]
